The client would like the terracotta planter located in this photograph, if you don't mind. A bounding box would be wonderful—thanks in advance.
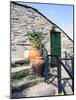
[28,48,44,77]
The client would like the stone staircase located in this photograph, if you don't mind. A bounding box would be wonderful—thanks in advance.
[11,64,73,98]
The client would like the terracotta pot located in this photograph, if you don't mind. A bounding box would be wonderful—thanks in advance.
[28,48,44,64]
[28,48,44,77]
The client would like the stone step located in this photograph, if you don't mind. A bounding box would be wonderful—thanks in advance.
[11,65,32,73]
[12,81,57,98]
[25,83,56,97]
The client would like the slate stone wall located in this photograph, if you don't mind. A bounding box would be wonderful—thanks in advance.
[11,2,73,62]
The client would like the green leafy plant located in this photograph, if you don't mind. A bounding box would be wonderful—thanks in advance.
[27,30,45,49]
[11,69,34,80]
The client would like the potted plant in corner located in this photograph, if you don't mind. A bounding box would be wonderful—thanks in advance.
[27,30,46,80]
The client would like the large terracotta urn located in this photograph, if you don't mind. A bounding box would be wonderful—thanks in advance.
[28,48,44,77]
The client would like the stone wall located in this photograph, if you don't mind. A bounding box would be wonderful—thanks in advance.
[11,2,73,62]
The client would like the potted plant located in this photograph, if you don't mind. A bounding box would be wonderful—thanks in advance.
[27,30,46,79]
